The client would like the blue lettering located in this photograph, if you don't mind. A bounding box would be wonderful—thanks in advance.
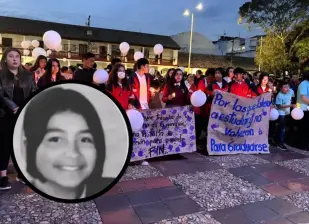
[213,93,231,107]
[210,139,226,152]
[224,127,254,137]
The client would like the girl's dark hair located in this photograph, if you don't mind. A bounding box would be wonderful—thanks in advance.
[39,59,63,86]
[206,68,216,77]
[302,71,309,81]
[258,73,269,86]
[30,55,47,72]
[108,63,130,91]
[167,69,187,95]
[164,68,174,83]
[23,87,106,189]
[0,47,23,73]
[0,48,28,88]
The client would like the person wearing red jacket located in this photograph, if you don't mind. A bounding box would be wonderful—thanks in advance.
[162,69,189,107]
[206,68,229,101]
[130,58,153,110]
[106,64,139,110]
[228,67,256,98]
[257,73,270,95]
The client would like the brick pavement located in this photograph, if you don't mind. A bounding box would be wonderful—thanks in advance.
[1,147,309,223]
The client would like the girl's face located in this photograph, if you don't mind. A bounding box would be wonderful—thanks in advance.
[261,76,269,86]
[52,61,59,74]
[35,111,96,189]
[169,70,174,77]
[215,71,222,81]
[6,51,21,69]
[175,71,183,82]
[267,82,273,89]
[117,66,126,80]
[39,59,47,69]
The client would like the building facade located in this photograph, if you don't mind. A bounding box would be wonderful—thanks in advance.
[0,16,180,70]
[213,35,264,58]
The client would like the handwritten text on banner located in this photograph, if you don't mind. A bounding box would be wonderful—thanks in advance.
[207,91,272,155]
[131,106,197,161]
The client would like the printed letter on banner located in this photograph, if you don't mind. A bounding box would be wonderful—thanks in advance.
[131,106,196,162]
[207,91,272,155]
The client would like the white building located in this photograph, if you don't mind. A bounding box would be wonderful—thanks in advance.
[171,31,217,55]
[213,35,264,58]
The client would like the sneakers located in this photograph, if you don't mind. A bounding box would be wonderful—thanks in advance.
[0,176,11,190]
[278,143,287,150]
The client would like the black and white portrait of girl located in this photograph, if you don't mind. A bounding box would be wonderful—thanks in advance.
[12,83,131,202]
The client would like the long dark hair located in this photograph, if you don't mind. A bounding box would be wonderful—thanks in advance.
[0,47,27,88]
[0,47,23,73]
[30,55,47,72]
[108,64,130,91]
[258,73,269,87]
[39,59,63,86]
[23,87,106,194]
[167,69,187,93]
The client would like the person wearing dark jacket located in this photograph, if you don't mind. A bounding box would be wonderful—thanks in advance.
[0,48,36,190]
[73,52,96,83]
[37,59,66,89]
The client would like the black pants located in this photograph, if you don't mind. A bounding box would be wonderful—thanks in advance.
[296,111,309,148]
[0,116,15,171]
[269,120,276,140]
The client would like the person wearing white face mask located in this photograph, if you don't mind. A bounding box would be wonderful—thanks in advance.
[106,64,139,110]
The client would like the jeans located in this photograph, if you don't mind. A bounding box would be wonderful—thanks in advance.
[277,115,286,144]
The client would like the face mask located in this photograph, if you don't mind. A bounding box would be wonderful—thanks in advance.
[118,72,125,79]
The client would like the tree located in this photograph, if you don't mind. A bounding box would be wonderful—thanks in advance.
[255,34,290,74]
[295,37,309,60]
[238,0,309,34]
[239,0,309,72]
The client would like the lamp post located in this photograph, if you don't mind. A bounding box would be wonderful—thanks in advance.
[183,3,203,73]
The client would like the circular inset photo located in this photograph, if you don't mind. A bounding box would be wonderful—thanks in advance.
[12,81,132,203]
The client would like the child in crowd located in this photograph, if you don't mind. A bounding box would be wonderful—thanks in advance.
[275,81,295,150]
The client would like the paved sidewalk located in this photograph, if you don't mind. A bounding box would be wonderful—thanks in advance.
[2,146,309,223]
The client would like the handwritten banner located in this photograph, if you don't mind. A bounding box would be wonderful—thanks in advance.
[131,106,196,161]
[207,91,272,155]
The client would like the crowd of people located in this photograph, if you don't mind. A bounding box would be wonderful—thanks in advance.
[0,47,308,191]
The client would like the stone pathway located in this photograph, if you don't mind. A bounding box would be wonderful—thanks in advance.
[1,147,309,223]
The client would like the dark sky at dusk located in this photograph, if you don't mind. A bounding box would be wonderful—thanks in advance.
[0,0,264,41]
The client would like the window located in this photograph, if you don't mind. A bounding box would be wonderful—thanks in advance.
[63,44,69,51]
[144,48,149,58]
[2,38,12,47]
[111,45,120,57]
[71,44,77,51]
[79,44,88,56]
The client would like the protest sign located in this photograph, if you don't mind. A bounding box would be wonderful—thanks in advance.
[207,91,272,155]
[131,106,196,161]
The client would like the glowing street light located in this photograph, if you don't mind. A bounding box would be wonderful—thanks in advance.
[183,3,203,72]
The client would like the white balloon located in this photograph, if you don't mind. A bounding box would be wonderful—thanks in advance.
[32,47,47,59]
[46,49,52,56]
[23,49,30,56]
[269,108,279,121]
[63,58,67,62]
[153,44,164,55]
[32,40,40,48]
[291,108,304,120]
[43,30,62,50]
[179,67,185,72]
[119,42,130,54]
[93,69,109,84]
[55,44,62,52]
[134,51,144,61]
[21,41,30,49]
[190,90,207,107]
[126,109,144,131]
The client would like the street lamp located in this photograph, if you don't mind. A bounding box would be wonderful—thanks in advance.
[183,3,203,73]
